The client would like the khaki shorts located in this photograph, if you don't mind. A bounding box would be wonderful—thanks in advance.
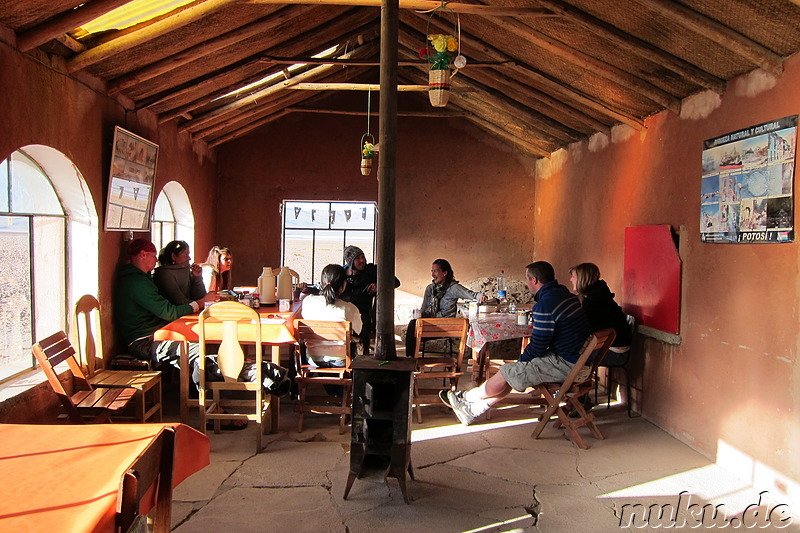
[499,353,575,392]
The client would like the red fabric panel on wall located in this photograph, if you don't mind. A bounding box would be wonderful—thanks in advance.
[623,225,682,334]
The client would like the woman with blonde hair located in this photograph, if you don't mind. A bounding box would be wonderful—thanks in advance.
[200,246,233,292]
[568,262,631,348]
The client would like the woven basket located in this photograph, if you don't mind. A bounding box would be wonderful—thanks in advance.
[428,69,451,107]
[360,157,372,175]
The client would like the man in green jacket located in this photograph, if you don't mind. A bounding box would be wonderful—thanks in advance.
[115,238,216,367]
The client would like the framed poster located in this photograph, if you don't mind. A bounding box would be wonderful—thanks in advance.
[105,126,158,231]
[700,115,796,243]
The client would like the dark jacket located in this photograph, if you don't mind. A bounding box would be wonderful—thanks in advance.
[582,280,632,347]
[153,262,207,305]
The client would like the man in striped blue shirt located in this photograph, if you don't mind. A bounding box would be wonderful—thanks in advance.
[443,261,591,426]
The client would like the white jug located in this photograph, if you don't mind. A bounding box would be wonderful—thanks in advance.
[258,267,276,304]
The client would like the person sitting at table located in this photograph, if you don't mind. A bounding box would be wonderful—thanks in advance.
[404,258,485,356]
[300,264,362,368]
[115,238,216,370]
[200,245,234,292]
[441,261,590,426]
[340,245,400,355]
[568,262,632,414]
[153,240,207,305]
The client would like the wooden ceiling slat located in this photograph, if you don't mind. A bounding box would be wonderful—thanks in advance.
[107,4,293,94]
[246,0,553,17]
[466,114,554,158]
[635,0,785,76]
[66,0,242,73]
[530,0,726,93]
[425,13,681,113]
[16,0,130,52]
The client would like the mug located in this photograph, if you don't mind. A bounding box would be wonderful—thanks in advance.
[278,299,290,312]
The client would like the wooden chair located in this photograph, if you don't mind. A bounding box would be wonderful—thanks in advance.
[411,318,469,423]
[530,328,616,449]
[72,294,163,423]
[116,426,175,533]
[595,315,637,417]
[293,320,352,434]
[32,331,137,423]
[198,301,273,452]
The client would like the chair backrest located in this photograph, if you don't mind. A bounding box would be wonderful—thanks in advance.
[293,320,352,368]
[413,318,469,363]
[199,301,261,383]
[116,426,175,533]
[72,294,105,375]
[579,328,617,387]
[32,330,93,419]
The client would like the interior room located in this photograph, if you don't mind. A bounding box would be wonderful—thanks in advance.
[0,0,798,530]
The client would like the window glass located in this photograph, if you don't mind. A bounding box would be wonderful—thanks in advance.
[151,191,176,253]
[32,216,66,340]
[282,201,376,284]
[0,216,33,381]
[10,152,63,215]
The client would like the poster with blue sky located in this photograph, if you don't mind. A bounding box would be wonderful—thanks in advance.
[701,115,796,243]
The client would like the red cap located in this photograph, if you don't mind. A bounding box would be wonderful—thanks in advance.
[127,238,156,258]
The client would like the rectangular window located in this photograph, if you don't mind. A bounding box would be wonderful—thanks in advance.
[282,201,376,284]
[0,216,33,381]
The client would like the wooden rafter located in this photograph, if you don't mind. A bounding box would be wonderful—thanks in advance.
[16,0,131,52]
[245,0,554,17]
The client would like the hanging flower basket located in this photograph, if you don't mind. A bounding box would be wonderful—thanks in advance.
[360,134,376,176]
[424,34,458,107]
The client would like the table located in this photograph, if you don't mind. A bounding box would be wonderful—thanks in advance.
[155,303,302,425]
[0,423,209,533]
[467,312,533,385]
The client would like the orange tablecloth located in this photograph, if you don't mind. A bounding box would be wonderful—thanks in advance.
[0,423,209,533]
[154,303,302,424]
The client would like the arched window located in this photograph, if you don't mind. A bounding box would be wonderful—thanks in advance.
[0,147,98,382]
[151,181,195,256]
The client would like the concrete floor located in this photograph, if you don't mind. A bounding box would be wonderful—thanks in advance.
[167,390,798,533]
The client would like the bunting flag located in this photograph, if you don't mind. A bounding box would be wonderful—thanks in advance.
[311,209,317,222]
[329,210,336,225]
[361,207,367,219]
[294,206,301,219]
[344,209,352,222]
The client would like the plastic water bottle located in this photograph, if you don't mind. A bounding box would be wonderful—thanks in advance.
[497,270,507,300]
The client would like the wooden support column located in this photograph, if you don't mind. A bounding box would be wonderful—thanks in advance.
[374,0,399,361]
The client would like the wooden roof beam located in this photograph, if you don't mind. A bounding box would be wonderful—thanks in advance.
[16,0,130,52]
[107,3,295,95]
[398,20,644,130]
[245,0,554,17]
[466,114,553,158]
[423,12,681,114]
[66,0,243,73]
[284,107,471,117]
[635,0,784,76]
[529,0,726,93]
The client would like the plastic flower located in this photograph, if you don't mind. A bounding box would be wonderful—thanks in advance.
[362,141,376,159]
[426,34,458,70]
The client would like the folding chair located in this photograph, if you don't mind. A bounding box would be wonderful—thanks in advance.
[72,294,163,423]
[198,301,273,452]
[116,426,175,533]
[595,314,637,417]
[530,328,616,449]
[411,318,469,423]
[293,320,352,434]
[32,331,137,423]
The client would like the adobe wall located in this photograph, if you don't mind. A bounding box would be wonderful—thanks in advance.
[215,108,537,293]
[533,53,800,493]
[0,39,217,420]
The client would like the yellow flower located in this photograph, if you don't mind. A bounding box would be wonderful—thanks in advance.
[428,34,456,53]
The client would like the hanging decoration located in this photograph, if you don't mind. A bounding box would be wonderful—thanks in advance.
[344,209,352,222]
[294,206,301,219]
[420,6,465,108]
[361,207,367,220]
[329,210,336,225]
[360,89,377,176]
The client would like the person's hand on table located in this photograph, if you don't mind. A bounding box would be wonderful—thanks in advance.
[190,262,203,277]
[195,292,218,312]
[367,283,377,295]
[478,293,487,303]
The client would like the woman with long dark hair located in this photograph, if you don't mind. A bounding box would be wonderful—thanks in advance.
[300,264,363,366]
[404,259,485,356]
[153,240,207,305]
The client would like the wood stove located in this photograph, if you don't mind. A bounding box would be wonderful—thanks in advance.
[343,356,416,503]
